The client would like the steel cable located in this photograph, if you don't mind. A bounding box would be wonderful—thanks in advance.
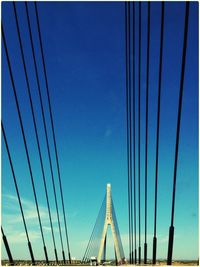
[1,123,35,265]
[167,2,190,265]
[13,3,58,263]
[152,3,165,264]
[82,195,106,263]
[1,227,14,265]
[138,2,141,263]
[144,2,150,264]
[34,2,71,262]
[132,2,137,264]
[25,3,66,263]
[2,25,48,264]
[125,2,132,264]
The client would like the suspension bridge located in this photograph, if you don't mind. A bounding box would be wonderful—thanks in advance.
[82,184,125,265]
[1,1,198,266]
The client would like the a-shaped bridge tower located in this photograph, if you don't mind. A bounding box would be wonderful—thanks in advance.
[82,184,125,264]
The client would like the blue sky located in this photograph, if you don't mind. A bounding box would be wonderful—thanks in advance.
[1,1,198,261]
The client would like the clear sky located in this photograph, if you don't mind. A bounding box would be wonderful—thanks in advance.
[1,1,198,261]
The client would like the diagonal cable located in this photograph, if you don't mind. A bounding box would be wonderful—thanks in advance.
[1,227,14,265]
[13,2,58,263]
[125,2,132,263]
[132,2,137,264]
[1,123,35,265]
[144,2,151,264]
[34,2,71,263]
[25,2,66,263]
[2,24,48,264]
[152,3,165,264]
[167,2,190,265]
[138,2,142,263]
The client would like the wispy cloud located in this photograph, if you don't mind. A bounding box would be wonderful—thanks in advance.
[2,193,68,244]
[104,128,112,138]
[3,193,78,223]
[7,230,40,244]
[68,211,78,218]
[3,193,57,224]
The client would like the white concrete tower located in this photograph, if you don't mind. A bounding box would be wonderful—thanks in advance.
[97,184,123,264]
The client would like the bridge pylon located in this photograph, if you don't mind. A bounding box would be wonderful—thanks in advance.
[97,184,125,264]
